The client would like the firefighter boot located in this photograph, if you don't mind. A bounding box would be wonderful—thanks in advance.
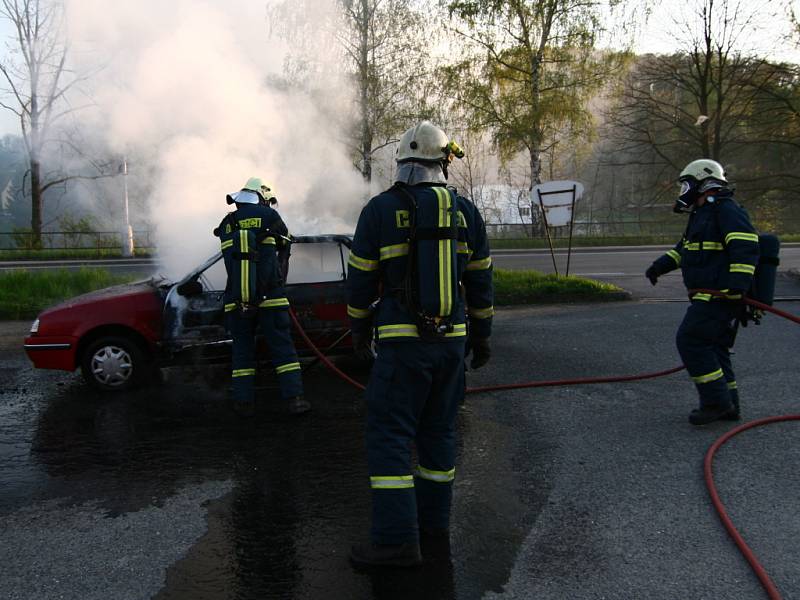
[287,395,311,415]
[689,403,736,426]
[350,541,422,568]
[722,389,741,421]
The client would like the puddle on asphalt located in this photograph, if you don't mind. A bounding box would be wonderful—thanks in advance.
[1,360,554,599]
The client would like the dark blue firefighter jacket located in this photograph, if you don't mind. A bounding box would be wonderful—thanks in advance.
[652,191,760,300]
[213,203,291,312]
[347,184,494,342]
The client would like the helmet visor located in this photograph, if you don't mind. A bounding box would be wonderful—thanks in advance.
[679,180,692,196]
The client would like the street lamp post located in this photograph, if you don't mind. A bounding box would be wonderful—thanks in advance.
[121,156,134,257]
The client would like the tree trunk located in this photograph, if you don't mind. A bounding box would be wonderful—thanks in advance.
[358,0,372,182]
[30,158,43,249]
[529,148,543,235]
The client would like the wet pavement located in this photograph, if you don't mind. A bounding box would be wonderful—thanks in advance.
[0,319,546,600]
[2,293,800,599]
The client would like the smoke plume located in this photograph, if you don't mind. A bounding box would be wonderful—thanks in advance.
[65,0,366,277]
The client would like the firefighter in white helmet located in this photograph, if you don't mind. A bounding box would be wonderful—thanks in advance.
[646,159,760,425]
[347,121,493,566]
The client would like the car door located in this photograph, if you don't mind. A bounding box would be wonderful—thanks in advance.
[162,235,353,364]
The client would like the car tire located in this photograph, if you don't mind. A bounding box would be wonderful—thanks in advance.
[80,336,149,392]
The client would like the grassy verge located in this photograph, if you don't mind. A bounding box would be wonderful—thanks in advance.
[0,248,156,260]
[494,268,628,305]
[490,236,678,249]
[0,268,137,320]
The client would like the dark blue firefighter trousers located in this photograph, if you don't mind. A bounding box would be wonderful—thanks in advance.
[229,308,303,405]
[366,340,465,545]
[676,301,739,409]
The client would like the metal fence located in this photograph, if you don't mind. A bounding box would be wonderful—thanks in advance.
[0,230,156,251]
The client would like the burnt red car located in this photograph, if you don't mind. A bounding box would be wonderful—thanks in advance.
[24,235,354,391]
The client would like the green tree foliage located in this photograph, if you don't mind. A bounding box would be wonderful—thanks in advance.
[443,0,628,191]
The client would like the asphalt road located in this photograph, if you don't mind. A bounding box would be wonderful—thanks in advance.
[1,295,799,599]
[493,245,800,299]
[4,245,799,300]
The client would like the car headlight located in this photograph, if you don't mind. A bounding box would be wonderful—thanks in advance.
[30,318,39,334]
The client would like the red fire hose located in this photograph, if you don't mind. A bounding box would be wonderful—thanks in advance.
[289,296,799,599]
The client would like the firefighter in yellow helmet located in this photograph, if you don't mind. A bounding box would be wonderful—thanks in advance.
[214,177,309,417]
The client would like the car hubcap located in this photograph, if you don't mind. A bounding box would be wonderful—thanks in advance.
[91,345,133,386]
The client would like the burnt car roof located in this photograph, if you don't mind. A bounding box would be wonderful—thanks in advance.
[176,233,352,287]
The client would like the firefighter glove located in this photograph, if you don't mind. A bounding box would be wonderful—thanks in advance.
[645,265,660,286]
[469,337,491,370]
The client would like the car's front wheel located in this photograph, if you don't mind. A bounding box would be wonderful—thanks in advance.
[81,336,148,392]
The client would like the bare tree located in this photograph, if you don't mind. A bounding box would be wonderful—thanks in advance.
[605,0,800,210]
[269,0,434,184]
[0,0,111,246]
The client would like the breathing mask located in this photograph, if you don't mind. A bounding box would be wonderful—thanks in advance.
[674,178,700,213]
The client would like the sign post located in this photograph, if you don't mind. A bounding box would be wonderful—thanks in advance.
[531,180,584,276]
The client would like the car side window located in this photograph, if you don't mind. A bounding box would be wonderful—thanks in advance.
[287,242,346,284]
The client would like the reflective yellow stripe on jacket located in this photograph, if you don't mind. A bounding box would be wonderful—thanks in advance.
[259,298,290,308]
[730,263,756,275]
[683,241,724,251]
[240,230,250,303]
[377,324,419,340]
[725,232,759,244]
[380,243,409,261]
[232,368,255,378]
[433,187,454,316]
[347,305,371,319]
[445,323,467,337]
[467,256,492,270]
[469,306,495,319]
[666,249,681,265]
[348,252,379,272]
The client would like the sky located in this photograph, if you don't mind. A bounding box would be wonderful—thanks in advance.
[0,0,797,139]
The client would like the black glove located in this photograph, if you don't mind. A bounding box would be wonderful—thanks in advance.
[351,329,374,362]
[645,265,660,286]
[469,337,491,370]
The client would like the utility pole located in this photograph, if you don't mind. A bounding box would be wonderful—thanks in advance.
[121,156,134,257]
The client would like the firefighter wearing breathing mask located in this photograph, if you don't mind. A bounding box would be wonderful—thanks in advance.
[645,159,759,425]
[213,177,309,418]
[347,121,494,567]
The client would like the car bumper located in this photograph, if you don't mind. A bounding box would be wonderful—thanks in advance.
[24,336,78,371]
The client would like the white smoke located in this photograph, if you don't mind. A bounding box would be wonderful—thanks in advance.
[65,0,366,277]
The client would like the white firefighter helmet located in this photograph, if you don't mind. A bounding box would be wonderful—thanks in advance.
[674,159,728,212]
[679,159,727,184]
[396,121,452,163]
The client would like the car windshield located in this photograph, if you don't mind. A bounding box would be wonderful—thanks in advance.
[192,240,348,292]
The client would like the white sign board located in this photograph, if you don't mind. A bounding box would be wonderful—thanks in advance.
[531,180,584,227]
